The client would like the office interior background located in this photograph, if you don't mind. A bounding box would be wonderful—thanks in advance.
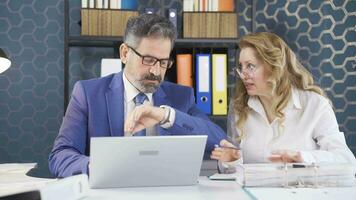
[0,0,355,175]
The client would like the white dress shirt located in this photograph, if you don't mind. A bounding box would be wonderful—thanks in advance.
[122,73,175,136]
[227,87,356,166]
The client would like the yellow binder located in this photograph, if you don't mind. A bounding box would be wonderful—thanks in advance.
[212,54,227,115]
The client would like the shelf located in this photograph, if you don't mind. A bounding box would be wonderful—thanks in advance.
[209,115,228,120]
[175,38,238,48]
[69,36,123,47]
[68,35,238,48]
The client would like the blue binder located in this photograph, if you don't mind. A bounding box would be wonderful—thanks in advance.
[196,54,211,114]
[121,0,138,10]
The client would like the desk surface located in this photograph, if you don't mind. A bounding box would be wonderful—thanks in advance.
[85,177,253,200]
[2,163,356,200]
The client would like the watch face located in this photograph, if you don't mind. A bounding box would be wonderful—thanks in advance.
[159,106,171,125]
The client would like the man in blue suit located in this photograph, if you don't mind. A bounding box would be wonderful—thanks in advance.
[49,13,227,178]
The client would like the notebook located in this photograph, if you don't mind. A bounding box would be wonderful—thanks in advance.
[89,135,207,188]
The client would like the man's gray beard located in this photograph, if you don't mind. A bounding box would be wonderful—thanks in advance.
[137,81,161,93]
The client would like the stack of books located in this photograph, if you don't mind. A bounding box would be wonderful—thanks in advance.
[182,0,237,38]
[81,0,138,36]
[183,12,237,38]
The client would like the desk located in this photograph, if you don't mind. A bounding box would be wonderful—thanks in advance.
[85,177,252,200]
[1,164,356,200]
[84,178,356,200]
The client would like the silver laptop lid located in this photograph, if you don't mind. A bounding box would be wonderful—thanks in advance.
[89,135,207,188]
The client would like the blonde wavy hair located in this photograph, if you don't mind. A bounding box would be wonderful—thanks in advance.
[233,32,326,140]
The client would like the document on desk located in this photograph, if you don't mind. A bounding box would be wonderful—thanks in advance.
[244,187,356,200]
[236,163,356,187]
[0,163,37,173]
[208,173,236,181]
[0,174,89,200]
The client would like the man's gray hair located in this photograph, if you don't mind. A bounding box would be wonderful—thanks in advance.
[123,13,177,50]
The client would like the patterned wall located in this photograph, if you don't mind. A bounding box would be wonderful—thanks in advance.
[0,0,355,177]
[251,0,356,154]
[0,0,64,176]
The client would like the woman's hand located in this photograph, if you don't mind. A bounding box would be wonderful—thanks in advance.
[268,149,303,163]
[210,139,241,162]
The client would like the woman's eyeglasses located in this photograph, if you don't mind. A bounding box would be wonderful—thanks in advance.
[126,44,174,69]
[233,63,258,78]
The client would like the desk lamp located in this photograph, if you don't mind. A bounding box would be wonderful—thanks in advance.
[0,48,11,73]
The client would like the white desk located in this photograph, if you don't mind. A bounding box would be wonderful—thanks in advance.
[1,163,356,200]
[85,177,253,200]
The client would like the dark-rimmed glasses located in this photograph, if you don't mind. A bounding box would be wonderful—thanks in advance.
[126,44,174,69]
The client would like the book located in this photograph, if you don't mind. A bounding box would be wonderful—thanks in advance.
[111,10,138,36]
[88,9,99,36]
[81,9,89,35]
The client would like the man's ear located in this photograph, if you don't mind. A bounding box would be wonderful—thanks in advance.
[119,43,129,64]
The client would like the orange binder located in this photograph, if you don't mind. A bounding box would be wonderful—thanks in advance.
[176,54,193,87]
[218,0,234,12]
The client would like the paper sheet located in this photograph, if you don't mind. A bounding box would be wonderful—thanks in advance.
[208,173,236,181]
[244,187,356,200]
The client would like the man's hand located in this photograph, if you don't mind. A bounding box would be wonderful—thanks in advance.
[124,104,165,135]
[268,149,303,163]
[210,139,241,162]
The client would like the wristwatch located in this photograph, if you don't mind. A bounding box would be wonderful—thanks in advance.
[159,105,171,125]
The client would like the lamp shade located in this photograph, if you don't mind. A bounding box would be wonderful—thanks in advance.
[0,48,11,74]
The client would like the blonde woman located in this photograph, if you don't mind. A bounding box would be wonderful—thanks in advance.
[211,32,356,167]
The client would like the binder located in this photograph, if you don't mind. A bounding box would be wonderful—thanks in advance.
[176,54,193,87]
[212,54,227,115]
[196,54,211,114]
[168,9,177,27]
[218,0,234,11]
[121,0,138,10]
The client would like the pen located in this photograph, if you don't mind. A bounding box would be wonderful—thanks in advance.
[214,144,240,150]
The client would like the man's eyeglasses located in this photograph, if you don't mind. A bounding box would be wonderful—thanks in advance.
[233,63,258,78]
[126,44,174,69]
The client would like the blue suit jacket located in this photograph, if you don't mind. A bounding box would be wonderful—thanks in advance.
[49,72,227,177]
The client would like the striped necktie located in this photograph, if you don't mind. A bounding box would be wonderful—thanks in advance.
[133,93,147,136]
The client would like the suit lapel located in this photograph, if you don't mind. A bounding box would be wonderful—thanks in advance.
[106,72,125,136]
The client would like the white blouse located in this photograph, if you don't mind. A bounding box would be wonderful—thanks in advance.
[227,88,356,166]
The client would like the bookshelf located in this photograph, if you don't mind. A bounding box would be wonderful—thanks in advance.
[63,0,242,129]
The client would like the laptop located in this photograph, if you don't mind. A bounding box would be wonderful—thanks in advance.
[89,135,207,188]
